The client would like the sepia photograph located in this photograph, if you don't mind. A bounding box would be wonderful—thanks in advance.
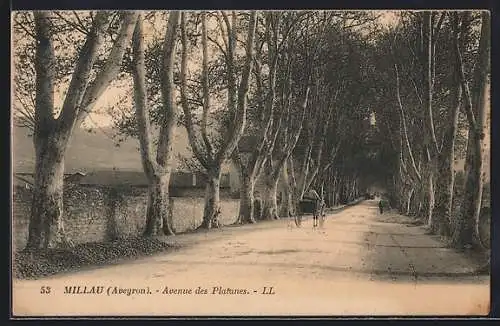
[11,9,491,317]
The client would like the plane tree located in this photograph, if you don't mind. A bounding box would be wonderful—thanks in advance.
[15,11,138,249]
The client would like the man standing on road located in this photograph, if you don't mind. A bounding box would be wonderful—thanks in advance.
[378,199,384,214]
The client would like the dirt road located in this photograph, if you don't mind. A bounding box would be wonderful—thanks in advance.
[12,200,490,317]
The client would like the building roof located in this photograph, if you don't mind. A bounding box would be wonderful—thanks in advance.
[77,170,148,187]
[13,174,34,187]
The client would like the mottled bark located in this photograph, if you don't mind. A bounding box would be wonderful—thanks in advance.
[263,117,309,220]
[451,12,490,248]
[180,12,257,228]
[156,11,182,167]
[406,187,414,215]
[144,175,174,236]
[76,12,139,126]
[295,86,338,201]
[394,64,422,183]
[133,12,180,236]
[452,139,484,247]
[26,12,137,250]
[237,164,256,224]
[262,170,280,220]
[419,12,446,230]
[411,182,425,217]
[279,159,294,217]
[215,11,257,164]
[241,178,256,223]
[232,13,282,224]
[426,169,437,232]
[433,22,462,237]
[200,170,222,229]
[27,141,67,249]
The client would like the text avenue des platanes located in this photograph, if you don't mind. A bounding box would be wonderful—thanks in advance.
[55,285,276,296]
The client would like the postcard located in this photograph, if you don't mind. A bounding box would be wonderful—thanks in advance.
[11,9,491,317]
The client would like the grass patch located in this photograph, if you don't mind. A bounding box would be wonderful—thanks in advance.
[14,237,179,280]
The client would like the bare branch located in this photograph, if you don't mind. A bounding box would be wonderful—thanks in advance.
[156,10,181,167]
[214,11,229,53]
[394,63,422,182]
[200,12,214,158]
[56,12,110,134]
[216,11,258,164]
[53,11,89,35]
[180,12,211,170]
[207,35,228,62]
[14,17,36,38]
[76,11,138,124]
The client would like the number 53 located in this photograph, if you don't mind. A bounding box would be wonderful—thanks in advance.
[40,286,51,294]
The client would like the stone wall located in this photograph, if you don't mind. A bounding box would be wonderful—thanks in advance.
[12,185,239,252]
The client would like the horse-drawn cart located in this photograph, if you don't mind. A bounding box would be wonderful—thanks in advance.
[294,199,325,228]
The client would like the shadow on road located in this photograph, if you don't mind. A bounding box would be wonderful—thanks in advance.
[358,201,489,284]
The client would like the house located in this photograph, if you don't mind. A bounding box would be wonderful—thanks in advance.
[64,171,87,183]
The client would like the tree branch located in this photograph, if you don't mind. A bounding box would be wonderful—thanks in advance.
[56,12,110,136]
[76,11,138,125]
[53,11,89,35]
[453,13,477,131]
[180,12,211,170]
[215,11,257,164]
[132,13,160,177]
[395,63,422,182]
[200,12,215,158]
[156,11,181,167]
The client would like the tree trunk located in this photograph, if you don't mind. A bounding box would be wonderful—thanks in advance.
[405,187,414,215]
[200,169,221,229]
[431,13,463,239]
[414,182,426,218]
[434,163,454,237]
[26,140,68,250]
[280,161,294,217]
[143,174,174,236]
[426,169,437,233]
[282,185,294,217]
[238,173,256,224]
[134,12,180,237]
[25,12,137,250]
[434,120,458,237]
[434,89,461,237]
[452,133,484,247]
[451,12,490,249]
[331,173,338,207]
[262,175,280,220]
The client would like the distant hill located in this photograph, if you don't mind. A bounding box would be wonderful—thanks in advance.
[12,125,196,174]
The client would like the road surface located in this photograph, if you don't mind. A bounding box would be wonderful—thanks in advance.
[12,200,489,316]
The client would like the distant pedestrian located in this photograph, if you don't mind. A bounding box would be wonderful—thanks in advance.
[378,200,384,214]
